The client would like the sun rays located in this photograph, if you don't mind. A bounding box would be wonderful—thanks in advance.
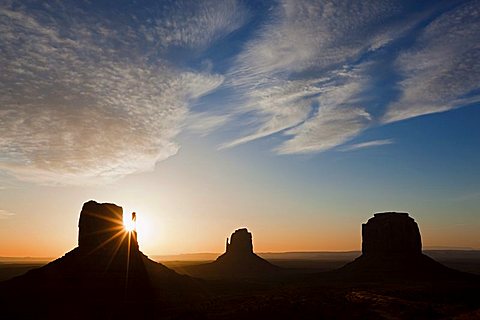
[123,212,137,232]
[79,206,141,297]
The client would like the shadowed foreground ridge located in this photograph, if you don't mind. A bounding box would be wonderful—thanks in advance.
[0,201,198,319]
[185,228,280,278]
[337,212,466,280]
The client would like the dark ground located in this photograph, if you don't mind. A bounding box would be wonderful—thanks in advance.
[3,249,479,282]
[1,251,479,319]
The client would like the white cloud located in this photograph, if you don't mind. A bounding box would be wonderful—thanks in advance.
[339,139,394,152]
[0,210,15,219]
[222,0,416,154]
[0,2,238,184]
[276,106,371,154]
[232,1,402,79]
[3,0,477,179]
[186,112,231,136]
[274,74,372,154]
[219,78,323,149]
[383,1,480,123]
[151,0,248,49]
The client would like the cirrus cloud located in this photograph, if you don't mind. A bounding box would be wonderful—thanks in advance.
[1,0,479,185]
[339,139,394,152]
[0,1,240,184]
[217,0,479,155]
[222,0,419,154]
[383,0,480,123]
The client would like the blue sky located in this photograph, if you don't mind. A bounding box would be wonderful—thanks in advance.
[0,0,479,254]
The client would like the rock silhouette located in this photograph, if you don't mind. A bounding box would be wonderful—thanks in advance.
[78,201,138,253]
[338,212,463,280]
[185,228,280,278]
[0,201,198,319]
[0,207,478,319]
[224,228,254,255]
[362,212,422,257]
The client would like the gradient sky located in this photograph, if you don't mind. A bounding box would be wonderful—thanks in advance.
[1,0,479,257]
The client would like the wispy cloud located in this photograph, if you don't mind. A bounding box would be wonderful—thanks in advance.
[0,210,15,219]
[150,0,248,49]
[185,112,231,136]
[222,0,417,153]
[1,0,479,184]
[339,139,394,152]
[231,0,405,78]
[277,106,371,154]
[383,1,480,123]
[0,1,243,184]
[219,77,322,149]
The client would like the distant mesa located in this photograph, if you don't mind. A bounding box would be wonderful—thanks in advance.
[224,228,254,256]
[184,228,280,278]
[338,212,464,280]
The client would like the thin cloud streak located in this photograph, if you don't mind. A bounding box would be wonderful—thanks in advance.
[0,210,15,219]
[186,113,231,136]
[340,139,394,152]
[276,106,371,154]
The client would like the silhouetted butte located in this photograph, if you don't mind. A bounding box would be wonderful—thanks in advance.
[0,201,198,319]
[338,212,465,280]
[185,228,280,278]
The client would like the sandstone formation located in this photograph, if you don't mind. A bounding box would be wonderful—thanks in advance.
[10,200,185,278]
[362,212,422,257]
[78,200,139,254]
[185,228,280,278]
[224,228,254,255]
[338,212,458,280]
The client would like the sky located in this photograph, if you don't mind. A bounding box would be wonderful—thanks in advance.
[0,0,479,257]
